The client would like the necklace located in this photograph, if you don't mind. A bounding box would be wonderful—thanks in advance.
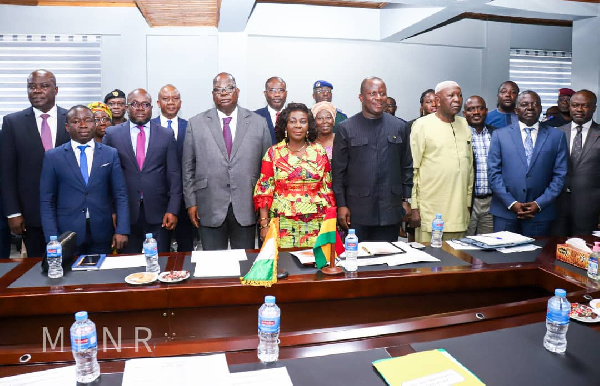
[287,142,307,153]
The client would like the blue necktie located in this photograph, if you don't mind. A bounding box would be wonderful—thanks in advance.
[167,119,172,130]
[524,128,533,167]
[78,145,89,185]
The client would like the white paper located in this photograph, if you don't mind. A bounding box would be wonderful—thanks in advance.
[467,231,534,246]
[191,249,247,262]
[497,244,542,253]
[122,354,232,386]
[194,256,241,277]
[229,367,293,386]
[0,365,76,385]
[100,254,146,270]
[387,242,441,266]
[446,240,481,250]
[403,369,465,386]
[593,231,600,238]
[289,249,316,264]
[341,242,403,257]
[339,256,388,268]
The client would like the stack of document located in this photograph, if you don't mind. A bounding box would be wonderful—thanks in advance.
[462,231,535,250]
[191,249,247,277]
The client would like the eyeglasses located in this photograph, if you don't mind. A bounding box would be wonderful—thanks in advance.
[213,86,236,95]
[266,88,286,94]
[129,101,152,109]
[315,88,332,94]
[94,117,111,124]
[107,101,125,107]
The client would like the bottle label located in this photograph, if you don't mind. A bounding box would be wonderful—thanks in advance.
[258,315,280,333]
[144,244,158,256]
[588,258,598,276]
[47,245,62,258]
[547,305,570,325]
[346,241,358,251]
[71,331,97,351]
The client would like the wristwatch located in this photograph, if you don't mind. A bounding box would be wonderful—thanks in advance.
[403,198,412,204]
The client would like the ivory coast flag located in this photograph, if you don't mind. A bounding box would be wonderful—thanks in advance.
[241,217,279,287]
[313,207,345,269]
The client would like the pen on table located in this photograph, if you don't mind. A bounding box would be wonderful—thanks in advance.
[480,235,502,240]
[362,246,373,255]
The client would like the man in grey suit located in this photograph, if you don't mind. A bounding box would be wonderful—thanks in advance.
[183,73,272,250]
[551,90,600,236]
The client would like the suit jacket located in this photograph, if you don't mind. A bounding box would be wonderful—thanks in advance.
[332,113,413,226]
[183,106,272,227]
[150,116,188,160]
[0,106,69,227]
[558,121,600,231]
[254,106,277,145]
[103,121,181,225]
[488,121,568,222]
[40,142,130,244]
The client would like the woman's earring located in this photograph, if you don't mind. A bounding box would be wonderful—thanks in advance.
[285,130,288,138]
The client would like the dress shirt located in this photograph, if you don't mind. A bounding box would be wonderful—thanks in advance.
[569,120,592,154]
[129,121,150,156]
[518,121,539,147]
[33,105,58,147]
[70,139,95,177]
[159,115,179,140]
[267,105,280,127]
[217,107,238,142]
[470,126,491,196]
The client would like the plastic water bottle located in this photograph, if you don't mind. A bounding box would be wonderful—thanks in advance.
[258,295,280,363]
[70,311,100,383]
[46,235,63,278]
[543,288,571,353]
[587,242,600,281]
[431,214,444,248]
[143,233,160,273]
[344,229,358,272]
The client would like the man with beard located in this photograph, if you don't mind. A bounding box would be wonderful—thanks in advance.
[485,81,519,128]
[103,89,181,253]
[488,91,567,237]
[546,88,575,128]
[255,77,287,145]
[410,81,473,243]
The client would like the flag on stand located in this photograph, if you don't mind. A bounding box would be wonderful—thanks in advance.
[313,207,345,269]
[241,217,279,287]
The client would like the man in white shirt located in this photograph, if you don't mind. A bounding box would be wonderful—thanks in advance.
[0,69,70,257]
[40,106,129,254]
[255,77,287,144]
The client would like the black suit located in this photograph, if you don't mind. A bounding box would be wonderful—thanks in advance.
[254,106,277,145]
[0,106,68,257]
[552,121,600,236]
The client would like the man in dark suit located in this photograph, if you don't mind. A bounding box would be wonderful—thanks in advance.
[488,90,568,237]
[40,106,129,254]
[183,72,272,250]
[464,95,496,235]
[0,69,69,257]
[103,88,181,253]
[551,90,600,236]
[151,84,194,252]
[332,77,413,241]
[254,77,287,145]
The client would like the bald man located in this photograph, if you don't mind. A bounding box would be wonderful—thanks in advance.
[410,81,474,243]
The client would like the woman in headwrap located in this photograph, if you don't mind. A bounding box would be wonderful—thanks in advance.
[311,101,337,160]
[87,102,112,142]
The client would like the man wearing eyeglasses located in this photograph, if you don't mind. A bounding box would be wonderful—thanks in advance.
[255,77,287,144]
[104,89,128,125]
[183,72,272,250]
[312,80,347,131]
[103,88,182,253]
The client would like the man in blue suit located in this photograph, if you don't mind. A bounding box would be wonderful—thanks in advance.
[254,76,287,145]
[104,88,181,253]
[40,106,129,254]
[488,90,568,237]
[151,84,194,252]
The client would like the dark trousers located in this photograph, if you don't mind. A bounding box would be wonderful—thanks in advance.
[0,216,10,259]
[551,193,598,237]
[122,201,170,254]
[493,217,551,238]
[199,204,255,250]
[76,219,112,255]
[173,200,194,252]
[352,223,401,242]
[23,226,46,258]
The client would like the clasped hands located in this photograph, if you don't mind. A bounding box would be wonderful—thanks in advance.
[511,201,540,220]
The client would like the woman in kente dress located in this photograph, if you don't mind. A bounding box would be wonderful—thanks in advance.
[253,103,335,247]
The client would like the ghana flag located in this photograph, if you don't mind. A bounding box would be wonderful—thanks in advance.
[313,207,345,269]
[241,217,279,287]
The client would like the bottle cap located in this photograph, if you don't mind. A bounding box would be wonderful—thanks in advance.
[435,214,442,218]
[348,229,355,234]
[75,311,88,321]
[265,295,276,304]
[50,236,57,240]
[593,242,600,252]
[554,289,566,297]
[145,233,153,239]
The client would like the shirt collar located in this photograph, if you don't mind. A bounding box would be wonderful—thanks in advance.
[518,121,539,131]
[70,139,95,152]
[130,121,149,131]
[33,105,57,119]
[470,126,488,135]
[571,120,592,130]
[267,105,280,116]
[217,107,237,121]
[161,114,177,125]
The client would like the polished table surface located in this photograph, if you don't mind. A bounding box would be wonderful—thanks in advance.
[1,236,599,379]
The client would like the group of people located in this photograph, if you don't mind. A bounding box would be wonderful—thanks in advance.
[0,69,598,259]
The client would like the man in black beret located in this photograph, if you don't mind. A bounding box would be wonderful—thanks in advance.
[104,89,127,125]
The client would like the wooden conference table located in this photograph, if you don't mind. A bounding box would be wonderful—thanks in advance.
[0,236,599,380]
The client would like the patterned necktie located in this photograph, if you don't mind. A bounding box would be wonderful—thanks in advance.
[524,128,534,167]
[40,113,53,151]
[77,145,89,185]
[136,125,146,170]
[222,117,233,158]
[571,125,583,163]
